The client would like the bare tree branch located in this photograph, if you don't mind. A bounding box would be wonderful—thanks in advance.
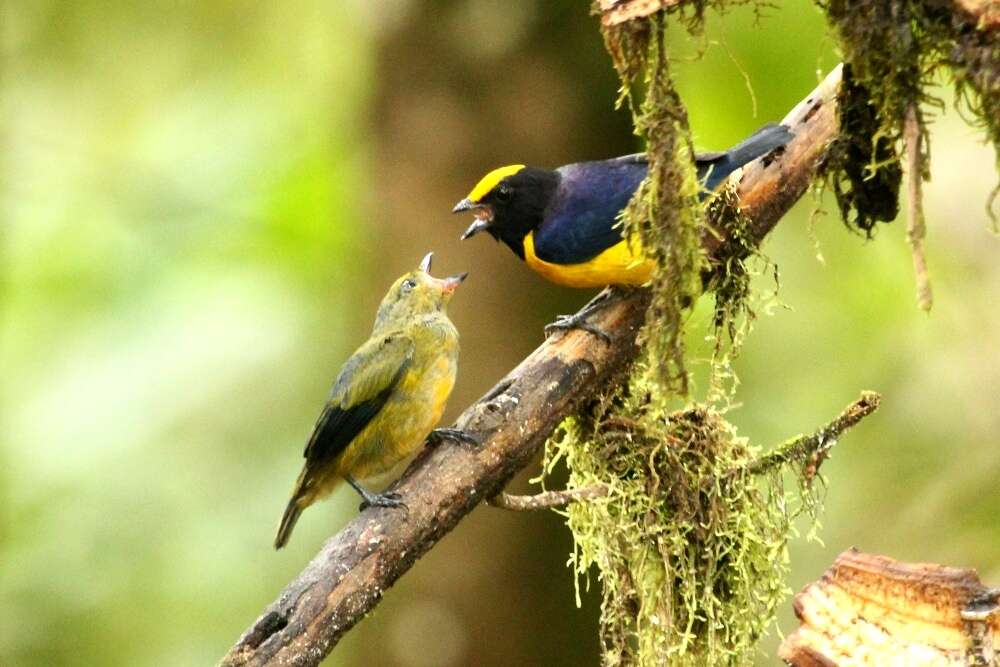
[219,65,843,667]
[488,485,610,511]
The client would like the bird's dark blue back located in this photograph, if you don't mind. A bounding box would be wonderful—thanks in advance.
[531,124,791,266]
[532,158,647,265]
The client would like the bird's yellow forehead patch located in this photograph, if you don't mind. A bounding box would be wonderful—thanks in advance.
[466,164,526,203]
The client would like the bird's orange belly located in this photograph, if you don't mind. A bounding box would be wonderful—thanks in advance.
[523,232,653,289]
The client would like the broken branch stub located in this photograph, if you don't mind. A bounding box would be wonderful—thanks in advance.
[220,66,845,667]
[780,548,1000,666]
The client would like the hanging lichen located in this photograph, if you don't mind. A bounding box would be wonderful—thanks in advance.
[702,185,779,404]
[817,0,1000,302]
[600,10,708,394]
[534,7,798,665]
[542,379,827,666]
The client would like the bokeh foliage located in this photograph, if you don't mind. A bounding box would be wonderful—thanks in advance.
[2,1,998,666]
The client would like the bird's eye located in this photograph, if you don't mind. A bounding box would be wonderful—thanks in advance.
[401,279,416,293]
[495,184,512,202]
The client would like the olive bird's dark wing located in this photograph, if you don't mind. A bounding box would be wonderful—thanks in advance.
[303,333,415,465]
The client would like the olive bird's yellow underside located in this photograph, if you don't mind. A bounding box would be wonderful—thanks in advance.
[523,231,654,289]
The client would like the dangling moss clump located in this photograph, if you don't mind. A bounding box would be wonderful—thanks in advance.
[544,378,816,665]
[817,0,1000,229]
[821,65,903,235]
[600,11,707,394]
[702,185,779,403]
[537,6,805,665]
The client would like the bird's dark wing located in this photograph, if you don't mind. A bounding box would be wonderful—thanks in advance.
[533,124,791,266]
[302,333,415,464]
[695,123,792,191]
[604,124,793,193]
[534,158,648,265]
[611,150,726,165]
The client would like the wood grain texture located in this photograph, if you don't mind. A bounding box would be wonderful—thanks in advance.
[779,548,1000,666]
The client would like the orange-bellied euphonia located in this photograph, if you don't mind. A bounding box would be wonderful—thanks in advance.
[452,123,792,338]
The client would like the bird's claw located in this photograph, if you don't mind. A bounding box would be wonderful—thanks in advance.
[358,490,408,512]
[428,427,480,448]
[545,314,612,344]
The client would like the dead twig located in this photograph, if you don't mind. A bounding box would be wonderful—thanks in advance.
[904,104,933,311]
[488,485,610,511]
[746,390,881,479]
[219,65,843,667]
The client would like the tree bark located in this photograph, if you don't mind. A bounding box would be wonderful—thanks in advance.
[780,548,1000,665]
[219,65,843,667]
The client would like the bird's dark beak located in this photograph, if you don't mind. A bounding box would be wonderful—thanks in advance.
[461,219,491,241]
[453,198,492,240]
[452,198,475,213]
[418,251,433,273]
[441,272,468,295]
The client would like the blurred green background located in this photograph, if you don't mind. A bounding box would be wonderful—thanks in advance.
[2,1,997,665]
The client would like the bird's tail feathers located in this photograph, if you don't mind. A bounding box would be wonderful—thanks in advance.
[275,468,313,549]
[722,123,793,169]
[274,498,304,550]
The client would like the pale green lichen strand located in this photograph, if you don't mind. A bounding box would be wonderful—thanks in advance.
[543,382,818,665]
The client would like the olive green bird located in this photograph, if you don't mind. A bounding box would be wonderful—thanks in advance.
[274,252,472,549]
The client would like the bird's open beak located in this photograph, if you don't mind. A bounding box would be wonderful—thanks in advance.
[460,219,491,240]
[453,198,493,240]
[418,251,433,273]
[452,198,475,213]
[440,272,468,295]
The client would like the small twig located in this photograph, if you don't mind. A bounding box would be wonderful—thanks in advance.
[488,485,610,511]
[497,391,881,510]
[905,104,933,312]
[220,66,844,667]
[600,415,640,433]
[747,391,881,479]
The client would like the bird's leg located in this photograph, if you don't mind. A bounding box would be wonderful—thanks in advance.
[427,427,480,448]
[346,475,407,512]
[544,287,629,344]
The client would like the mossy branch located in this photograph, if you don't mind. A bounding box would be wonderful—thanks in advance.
[745,390,881,478]
[491,391,881,512]
[219,67,842,667]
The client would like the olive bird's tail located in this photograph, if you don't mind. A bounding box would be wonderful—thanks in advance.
[274,498,304,550]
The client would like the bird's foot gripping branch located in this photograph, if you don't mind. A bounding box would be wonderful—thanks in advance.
[221,61,844,667]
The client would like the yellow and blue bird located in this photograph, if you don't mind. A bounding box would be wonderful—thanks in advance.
[452,123,792,338]
[274,252,471,549]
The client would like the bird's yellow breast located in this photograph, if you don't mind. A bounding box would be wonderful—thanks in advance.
[522,232,654,289]
[335,340,458,482]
